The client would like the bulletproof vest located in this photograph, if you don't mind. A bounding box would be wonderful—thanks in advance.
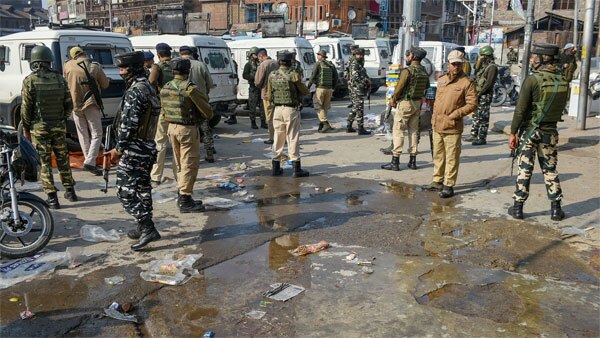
[160,80,198,125]
[157,61,174,89]
[318,61,335,87]
[402,64,430,100]
[531,71,569,124]
[131,80,161,141]
[31,70,66,122]
[476,61,495,92]
[270,69,298,106]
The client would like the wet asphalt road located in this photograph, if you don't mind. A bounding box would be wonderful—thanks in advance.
[1,90,598,337]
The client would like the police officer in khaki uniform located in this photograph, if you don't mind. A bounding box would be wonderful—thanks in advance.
[161,58,214,213]
[382,47,430,171]
[21,45,77,209]
[508,43,568,221]
[268,51,310,177]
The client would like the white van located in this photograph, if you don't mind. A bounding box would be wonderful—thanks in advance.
[129,34,238,122]
[310,36,355,98]
[418,41,459,84]
[0,26,132,141]
[227,37,316,103]
[355,38,391,93]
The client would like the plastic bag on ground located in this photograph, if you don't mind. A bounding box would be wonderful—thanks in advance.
[140,253,203,286]
[0,250,68,289]
[203,197,242,209]
[80,224,120,242]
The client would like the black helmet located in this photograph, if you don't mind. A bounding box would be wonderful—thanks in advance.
[532,43,559,57]
[30,46,53,63]
[277,51,293,61]
[410,47,427,60]
[115,51,144,68]
[171,58,191,72]
[355,48,365,55]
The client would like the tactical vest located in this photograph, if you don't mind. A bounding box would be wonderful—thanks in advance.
[160,80,198,125]
[318,61,335,88]
[476,62,495,92]
[401,65,430,100]
[157,61,174,89]
[31,71,66,122]
[270,69,298,106]
[132,80,161,141]
[530,71,569,124]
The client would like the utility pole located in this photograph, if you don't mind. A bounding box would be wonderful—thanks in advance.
[577,0,596,130]
[488,0,495,46]
[314,0,318,37]
[108,0,113,31]
[465,12,470,45]
[299,0,305,37]
[519,0,534,85]
[573,0,579,49]
[471,0,478,44]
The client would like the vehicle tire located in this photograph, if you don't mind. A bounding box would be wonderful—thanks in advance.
[333,88,348,99]
[0,199,54,259]
[209,114,221,128]
[491,86,508,107]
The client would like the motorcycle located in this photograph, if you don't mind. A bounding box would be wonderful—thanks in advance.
[491,66,520,107]
[0,126,54,258]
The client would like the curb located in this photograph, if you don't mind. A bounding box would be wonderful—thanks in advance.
[492,121,599,146]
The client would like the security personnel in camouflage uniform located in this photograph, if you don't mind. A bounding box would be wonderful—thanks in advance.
[507,47,518,65]
[345,44,360,109]
[289,50,304,79]
[268,51,310,178]
[382,47,430,171]
[108,51,162,250]
[162,58,213,213]
[469,45,497,146]
[508,43,568,222]
[21,45,77,209]
[307,50,338,133]
[347,48,371,135]
[243,47,267,129]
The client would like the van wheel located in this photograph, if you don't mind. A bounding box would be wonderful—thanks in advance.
[333,88,348,99]
[209,114,221,128]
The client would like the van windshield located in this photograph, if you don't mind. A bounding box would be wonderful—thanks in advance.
[300,48,315,65]
[364,48,377,61]
[341,43,352,56]
[199,47,232,74]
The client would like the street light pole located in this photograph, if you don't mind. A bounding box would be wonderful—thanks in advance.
[314,0,318,37]
[108,1,113,31]
[573,0,579,49]
[577,0,596,130]
[519,0,534,84]
[488,0,495,46]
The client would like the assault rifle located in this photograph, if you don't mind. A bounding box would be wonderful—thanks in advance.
[77,60,105,118]
[100,125,112,193]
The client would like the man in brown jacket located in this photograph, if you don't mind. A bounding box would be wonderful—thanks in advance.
[255,49,280,144]
[63,46,109,175]
[429,50,477,198]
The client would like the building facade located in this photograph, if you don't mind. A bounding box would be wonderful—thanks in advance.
[0,3,48,36]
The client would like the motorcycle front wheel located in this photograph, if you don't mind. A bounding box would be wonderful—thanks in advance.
[0,199,54,258]
[491,86,508,107]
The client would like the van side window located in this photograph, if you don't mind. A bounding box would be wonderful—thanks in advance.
[318,45,331,54]
[0,46,8,63]
[341,44,352,55]
[380,49,389,59]
[22,44,41,61]
[302,51,316,65]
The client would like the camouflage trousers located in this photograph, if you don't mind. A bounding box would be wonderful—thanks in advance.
[471,93,492,140]
[31,125,75,194]
[116,148,157,224]
[348,91,365,126]
[199,120,214,156]
[513,130,563,203]
[248,85,265,121]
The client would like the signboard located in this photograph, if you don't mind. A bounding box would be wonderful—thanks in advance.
[478,27,504,44]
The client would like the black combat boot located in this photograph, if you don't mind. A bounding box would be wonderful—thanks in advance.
[46,192,60,209]
[317,122,323,132]
[472,138,487,146]
[465,134,478,142]
[346,122,356,133]
[292,161,309,178]
[550,201,565,221]
[321,121,333,133]
[260,118,268,129]
[357,125,371,135]
[178,194,206,213]
[205,149,215,163]
[224,115,237,125]
[272,160,283,176]
[508,201,524,220]
[439,185,455,198]
[347,103,353,108]
[131,219,161,251]
[407,155,417,170]
[127,222,143,239]
[64,188,78,202]
[381,156,400,171]
[250,119,258,129]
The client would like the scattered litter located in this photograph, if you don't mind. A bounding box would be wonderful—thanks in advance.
[227,162,248,171]
[80,224,120,242]
[361,266,374,274]
[242,138,252,143]
[203,197,242,209]
[299,182,316,188]
[205,174,228,180]
[379,182,387,186]
[66,246,85,269]
[235,131,253,138]
[345,253,374,266]
[218,181,239,191]
[245,310,267,320]
[213,233,224,237]
[236,178,244,184]
[0,250,68,289]
[262,283,305,301]
[232,190,248,198]
[104,307,138,323]
[203,331,215,338]
[252,138,267,143]
[154,191,178,204]
[104,275,125,286]
[489,189,498,193]
[20,310,35,320]
[325,187,333,193]
[140,253,202,286]
[9,297,19,302]
[345,253,356,261]
[289,241,330,256]
[560,227,593,240]
[241,194,255,203]
[259,300,272,307]
[213,134,220,139]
